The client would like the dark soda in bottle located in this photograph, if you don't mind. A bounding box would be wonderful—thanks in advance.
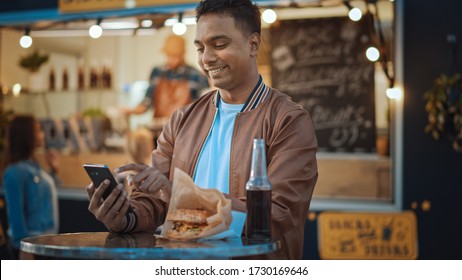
[246,139,272,241]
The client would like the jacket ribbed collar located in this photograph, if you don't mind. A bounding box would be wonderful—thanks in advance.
[212,75,270,113]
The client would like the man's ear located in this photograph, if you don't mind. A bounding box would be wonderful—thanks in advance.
[249,32,261,57]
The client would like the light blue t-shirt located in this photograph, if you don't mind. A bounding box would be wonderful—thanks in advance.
[193,99,244,194]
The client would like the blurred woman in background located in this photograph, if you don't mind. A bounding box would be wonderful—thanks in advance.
[2,115,60,258]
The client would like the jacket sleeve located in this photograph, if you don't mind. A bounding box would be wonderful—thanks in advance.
[265,108,318,243]
[129,110,180,232]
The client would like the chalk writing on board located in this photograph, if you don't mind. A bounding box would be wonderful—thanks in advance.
[270,17,376,152]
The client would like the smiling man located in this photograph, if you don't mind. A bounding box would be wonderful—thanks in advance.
[87,0,318,259]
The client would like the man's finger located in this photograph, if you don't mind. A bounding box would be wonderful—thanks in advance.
[131,167,154,187]
[117,195,131,218]
[88,180,110,212]
[140,174,159,193]
[86,183,95,201]
[106,190,127,219]
[94,179,110,198]
[88,184,105,213]
[115,163,148,173]
[146,180,160,193]
[99,183,124,214]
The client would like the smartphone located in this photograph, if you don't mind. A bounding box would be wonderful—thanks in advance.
[83,163,119,200]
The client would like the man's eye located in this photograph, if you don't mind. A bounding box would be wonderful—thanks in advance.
[214,43,227,49]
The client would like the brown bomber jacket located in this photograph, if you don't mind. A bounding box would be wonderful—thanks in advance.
[127,82,318,259]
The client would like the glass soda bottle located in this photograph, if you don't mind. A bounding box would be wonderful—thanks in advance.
[245,138,272,241]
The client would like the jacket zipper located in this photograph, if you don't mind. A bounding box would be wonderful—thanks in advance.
[192,107,219,179]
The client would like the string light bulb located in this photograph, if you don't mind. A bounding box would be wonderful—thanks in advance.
[386,87,402,99]
[19,28,32,48]
[366,46,380,61]
[89,19,103,39]
[344,1,362,21]
[262,9,277,24]
[172,13,187,35]
[141,19,153,28]
[172,22,186,35]
[348,7,363,21]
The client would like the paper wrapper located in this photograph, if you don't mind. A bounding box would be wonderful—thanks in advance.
[160,168,232,241]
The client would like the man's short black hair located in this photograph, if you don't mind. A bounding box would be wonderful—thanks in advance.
[195,0,261,35]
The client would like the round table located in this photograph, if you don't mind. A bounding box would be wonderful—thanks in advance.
[20,232,280,259]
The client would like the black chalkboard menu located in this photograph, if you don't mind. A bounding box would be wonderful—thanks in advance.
[270,17,376,153]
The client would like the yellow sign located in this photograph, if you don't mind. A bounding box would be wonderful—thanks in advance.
[318,211,418,259]
[59,0,126,13]
[137,0,199,7]
[59,0,199,13]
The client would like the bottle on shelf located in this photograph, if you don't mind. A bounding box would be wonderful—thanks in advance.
[78,66,85,91]
[90,67,98,89]
[48,68,55,91]
[62,68,69,91]
[102,66,112,89]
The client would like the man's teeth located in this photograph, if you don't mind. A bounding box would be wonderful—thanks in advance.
[209,67,224,75]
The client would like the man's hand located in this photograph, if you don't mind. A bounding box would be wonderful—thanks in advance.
[86,180,131,232]
[115,163,172,201]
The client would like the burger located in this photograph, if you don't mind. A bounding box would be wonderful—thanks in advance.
[166,209,213,240]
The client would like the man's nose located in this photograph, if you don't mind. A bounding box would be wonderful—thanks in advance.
[202,47,218,65]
